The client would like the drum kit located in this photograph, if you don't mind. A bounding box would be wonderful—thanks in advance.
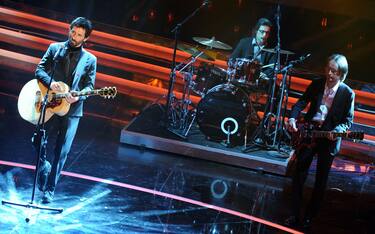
[168,36,295,148]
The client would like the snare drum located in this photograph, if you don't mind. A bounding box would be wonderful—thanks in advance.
[232,58,261,86]
[196,83,250,144]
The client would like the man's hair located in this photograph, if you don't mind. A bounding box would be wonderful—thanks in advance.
[328,54,349,81]
[252,18,273,36]
[70,17,93,38]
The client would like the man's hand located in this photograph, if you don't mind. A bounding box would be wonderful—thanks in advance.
[50,82,62,91]
[327,131,337,141]
[259,72,269,80]
[227,59,235,69]
[287,118,298,132]
[65,92,79,104]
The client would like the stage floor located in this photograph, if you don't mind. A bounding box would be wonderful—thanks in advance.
[121,104,294,176]
[1,94,374,233]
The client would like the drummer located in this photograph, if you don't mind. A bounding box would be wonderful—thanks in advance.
[229,18,276,80]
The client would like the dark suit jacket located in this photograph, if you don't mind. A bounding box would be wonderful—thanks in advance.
[230,37,276,73]
[35,41,97,117]
[290,78,355,155]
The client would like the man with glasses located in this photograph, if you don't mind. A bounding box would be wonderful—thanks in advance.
[229,18,276,80]
[286,54,355,230]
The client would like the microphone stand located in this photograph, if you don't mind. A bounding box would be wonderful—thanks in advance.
[2,46,64,221]
[274,56,310,151]
[267,3,282,147]
[243,2,283,153]
[164,1,208,127]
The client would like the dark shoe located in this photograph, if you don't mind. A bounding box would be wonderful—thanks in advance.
[284,215,300,228]
[42,190,54,204]
[37,160,51,192]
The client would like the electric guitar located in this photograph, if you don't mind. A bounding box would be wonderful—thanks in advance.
[17,79,117,125]
[291,122,364,148]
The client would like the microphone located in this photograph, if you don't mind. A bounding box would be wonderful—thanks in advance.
[53,44,65,61]
[202,0,211,7]
[290,53,311,65]
[299,53,311,62]
[279,53,311,73]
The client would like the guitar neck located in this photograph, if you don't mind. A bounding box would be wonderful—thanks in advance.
[312,131,349,138]
[294,123,364,145]
[54,90,99,99]
[72,89,100,97]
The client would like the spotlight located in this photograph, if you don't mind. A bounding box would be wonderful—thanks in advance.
[167,12,174,23]
[321,17,328,27]
[132,15,139,22]
[148,9,156,20]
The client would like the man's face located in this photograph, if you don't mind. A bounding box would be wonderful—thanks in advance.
[325,60,341,87]
[255,25,271,46]
[68,26,88,48]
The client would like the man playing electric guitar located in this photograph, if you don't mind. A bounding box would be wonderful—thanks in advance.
[285,54,355,230]
[35,17,96,204]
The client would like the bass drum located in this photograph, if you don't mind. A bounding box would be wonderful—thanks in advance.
[196,83,250,144]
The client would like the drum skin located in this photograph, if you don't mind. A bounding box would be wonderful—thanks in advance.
[193,64,227,96]
[234,58,261,84]
[196,84,250,144]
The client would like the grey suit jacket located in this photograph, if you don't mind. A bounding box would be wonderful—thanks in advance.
[35,41,97,117]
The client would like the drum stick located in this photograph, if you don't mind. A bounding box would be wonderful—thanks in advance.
[261,63,275,69]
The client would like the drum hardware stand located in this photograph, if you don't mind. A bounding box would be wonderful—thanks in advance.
[165,1,209,127]
[167,52,204,138]
[220,119,240,148]
[243,53,311,153]
[2,47,64,221]
[221,125,233,147]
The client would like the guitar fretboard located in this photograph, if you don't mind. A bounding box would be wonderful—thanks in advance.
[311,131,348,138]
[53,90,98,99]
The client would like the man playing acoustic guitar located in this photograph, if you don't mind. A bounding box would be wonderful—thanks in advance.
[35,17,96,204]
[285,54,355,230]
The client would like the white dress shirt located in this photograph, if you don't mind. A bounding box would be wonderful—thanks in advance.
[251,38,264,61]
[312,81,340,124]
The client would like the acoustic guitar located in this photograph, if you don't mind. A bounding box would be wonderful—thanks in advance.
[17,79,117,125]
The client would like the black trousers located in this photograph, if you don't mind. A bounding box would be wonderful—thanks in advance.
[45,115,80,192]
[291,142,335,220]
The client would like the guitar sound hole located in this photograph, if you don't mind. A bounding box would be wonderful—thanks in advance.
[47,98,62,108]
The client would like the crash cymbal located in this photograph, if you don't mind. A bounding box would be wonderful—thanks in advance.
[262,48,295,55]
[177,44,214,61]
[192,37,232,50]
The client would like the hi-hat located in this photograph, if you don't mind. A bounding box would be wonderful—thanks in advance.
[177,44,214,61]
[262,48,295,55]
[192,37,232,50]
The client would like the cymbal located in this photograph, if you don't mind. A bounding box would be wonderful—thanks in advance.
[192,37,232,50]
[177,44,214,61]
[262,48,295,55]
